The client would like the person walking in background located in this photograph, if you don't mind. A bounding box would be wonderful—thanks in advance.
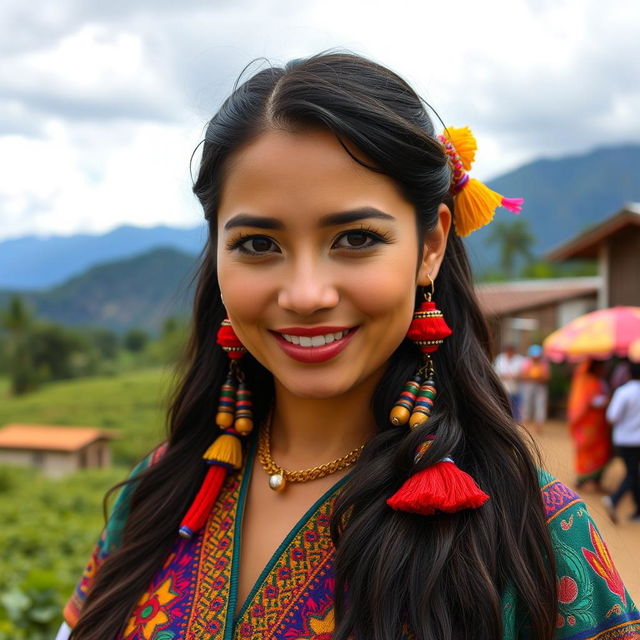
[494,344,525,421]
[567,359,611,492]
[602,361,640,524]
[610,358,632,392]
[521,344,550,434]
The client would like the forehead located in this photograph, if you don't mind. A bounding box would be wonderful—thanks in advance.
[217,128,412,225]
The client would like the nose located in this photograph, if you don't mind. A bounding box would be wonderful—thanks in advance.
[277,256,339,316]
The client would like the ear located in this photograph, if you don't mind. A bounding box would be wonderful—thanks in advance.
[416,203,452,286]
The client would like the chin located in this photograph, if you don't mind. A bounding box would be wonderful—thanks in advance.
[276,373,355,400]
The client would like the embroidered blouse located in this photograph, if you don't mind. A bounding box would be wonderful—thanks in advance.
[61,440,640,639]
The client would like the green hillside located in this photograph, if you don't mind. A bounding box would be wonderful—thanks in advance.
[0,247,197,334]
[0,367,174,465]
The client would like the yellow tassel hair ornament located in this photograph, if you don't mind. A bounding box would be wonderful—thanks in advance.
[438,126,523,237]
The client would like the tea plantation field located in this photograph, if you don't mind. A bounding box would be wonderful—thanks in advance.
[0,367,176,638]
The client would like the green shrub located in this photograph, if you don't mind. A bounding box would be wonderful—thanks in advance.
[0,466,125,638]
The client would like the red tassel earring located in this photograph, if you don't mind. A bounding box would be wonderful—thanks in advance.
[179,318,253,539]
[387,277,490,516]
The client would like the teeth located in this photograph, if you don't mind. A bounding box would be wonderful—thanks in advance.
[280,330,349,347]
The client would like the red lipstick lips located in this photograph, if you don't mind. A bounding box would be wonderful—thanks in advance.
[271,326,358,364]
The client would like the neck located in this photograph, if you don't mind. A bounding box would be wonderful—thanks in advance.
[268,372,381,470]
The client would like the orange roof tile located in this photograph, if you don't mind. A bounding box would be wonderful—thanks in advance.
[0,424,115,452]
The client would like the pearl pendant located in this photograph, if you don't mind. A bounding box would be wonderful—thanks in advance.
[268,473,286,492]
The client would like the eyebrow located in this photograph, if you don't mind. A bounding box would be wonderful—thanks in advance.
[223,207,396,231]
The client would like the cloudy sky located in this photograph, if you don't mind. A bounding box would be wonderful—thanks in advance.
[1,0,638,241]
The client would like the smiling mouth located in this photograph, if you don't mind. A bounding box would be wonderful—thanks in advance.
[269,326,359,363]
[278,329,350,347]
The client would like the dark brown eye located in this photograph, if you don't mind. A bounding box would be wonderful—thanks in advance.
[345,232,368,246]
[249,237,273,252]
[334,230,379,249]
[234,235,279,255]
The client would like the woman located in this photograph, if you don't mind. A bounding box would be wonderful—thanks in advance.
[59,53,638,640]
[521,344,550,434]
[567,359,612,491]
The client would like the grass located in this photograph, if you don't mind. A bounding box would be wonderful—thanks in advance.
[0,367,180,465]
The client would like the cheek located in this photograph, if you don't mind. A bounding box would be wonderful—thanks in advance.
[346,254,417,336]
[217,260,273,326]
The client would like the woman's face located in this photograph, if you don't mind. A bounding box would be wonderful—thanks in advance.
[216,128,449,399]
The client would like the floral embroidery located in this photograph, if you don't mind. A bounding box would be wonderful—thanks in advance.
[582,521,627,606]
[291,605,335,640]
[558,576,578,604]
[541,479,581,523]
[236,492,339,638]
[123,577,179,639]
[67,465,640,640]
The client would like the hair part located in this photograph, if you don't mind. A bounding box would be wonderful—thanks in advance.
[71,52,556,640]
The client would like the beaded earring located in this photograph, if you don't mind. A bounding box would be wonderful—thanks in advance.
[178,317,254,539]
[387,279,490,516]
[389,278,451,429]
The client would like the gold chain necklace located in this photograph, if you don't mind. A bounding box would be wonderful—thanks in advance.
[258,418,365,492]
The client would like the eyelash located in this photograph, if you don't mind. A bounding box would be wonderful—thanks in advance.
[226,225,393,256]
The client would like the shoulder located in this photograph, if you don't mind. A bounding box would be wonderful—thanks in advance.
[102,442,168,550]
[537,469,582,524]
[536,470,640,638]
[614,381,638,399]
[63,442,168,628]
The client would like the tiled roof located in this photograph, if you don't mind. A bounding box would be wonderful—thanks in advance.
[476,277,600,316]
[0,424,114,452]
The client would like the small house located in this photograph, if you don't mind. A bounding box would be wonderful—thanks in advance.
[0,424,115,477]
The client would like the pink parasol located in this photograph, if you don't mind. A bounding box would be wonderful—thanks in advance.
[543,306,640,363]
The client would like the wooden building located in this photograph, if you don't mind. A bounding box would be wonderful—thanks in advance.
[0,424,114,477]
[546,203,640,308]
[476,277,600,355]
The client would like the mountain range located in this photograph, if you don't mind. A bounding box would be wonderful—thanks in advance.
[464,144,640,269]
[1,143,639,333]
[0,224,207,290]
[0,248,198,334]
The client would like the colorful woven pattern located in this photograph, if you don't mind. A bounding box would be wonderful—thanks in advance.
[66,451,640,639]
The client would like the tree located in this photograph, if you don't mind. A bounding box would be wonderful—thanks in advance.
[123,328,149,353]
[0,296,32,334]
[0,298,98,394]
[85,328,120,360]
[484,218,535,279]
[28,324,92,380]
[0,296,37,395]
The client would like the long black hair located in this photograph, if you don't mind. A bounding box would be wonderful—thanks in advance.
[71,52,556,640]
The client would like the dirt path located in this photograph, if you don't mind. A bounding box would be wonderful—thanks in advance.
[533,420,640,601]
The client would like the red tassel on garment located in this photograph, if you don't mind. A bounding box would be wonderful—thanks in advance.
[179,464,227,538]
[386,458,489,515]
[178,428,244,539]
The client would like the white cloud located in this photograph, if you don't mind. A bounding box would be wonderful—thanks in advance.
[0,120,203,238]
[0,0,638,240]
